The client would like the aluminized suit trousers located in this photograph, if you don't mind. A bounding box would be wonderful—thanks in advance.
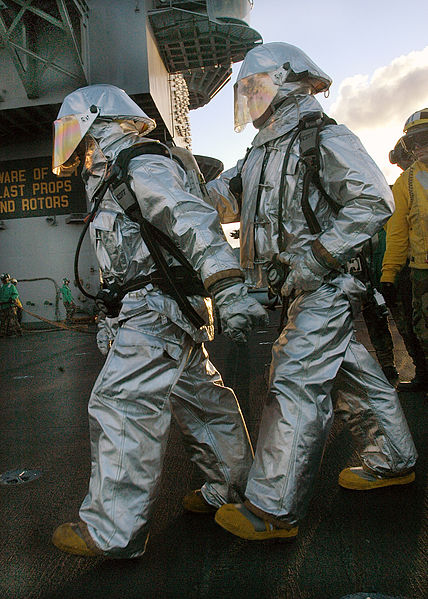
[245,283,417,527]
[79,309,253,558]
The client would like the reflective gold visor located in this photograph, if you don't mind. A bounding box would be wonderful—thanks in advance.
[52,108,99,174]
[234,72,278,132]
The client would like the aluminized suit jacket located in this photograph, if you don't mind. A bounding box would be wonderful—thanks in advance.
[80,141,253,557]
[209,95,394,288]
[208,94,417,526]
[90,147,243,342]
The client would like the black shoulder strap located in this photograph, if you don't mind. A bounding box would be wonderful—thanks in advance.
[299,113,340,235]
[228,146,252,210]
[408,164,415,205]
[113,141,170,176]
[109,143,207,329]
[111,142,199,275]
[73,141,196,305]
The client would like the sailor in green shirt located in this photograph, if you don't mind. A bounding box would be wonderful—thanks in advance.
[0,273,22,336]
[59,278,76,324]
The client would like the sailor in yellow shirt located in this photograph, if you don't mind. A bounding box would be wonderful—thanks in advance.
[10,278,23,324]
[383,137,427,391]
[381,108,428,389]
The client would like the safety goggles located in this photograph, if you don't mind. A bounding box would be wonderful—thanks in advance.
[403,130,428,152]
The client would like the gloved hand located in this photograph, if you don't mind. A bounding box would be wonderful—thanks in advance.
[96,316,119,355]
[279,249,330,297]
[95,285,122,318]
[212,279,269,344]
[379,282,397,307]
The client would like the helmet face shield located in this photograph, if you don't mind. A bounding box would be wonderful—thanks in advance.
[389,136,413,170]
[402,129,428,152]
[52,108,99,175]
[234,72,278,132]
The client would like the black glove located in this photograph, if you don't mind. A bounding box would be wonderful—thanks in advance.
[95,285,123,318]
[380,282,397,307]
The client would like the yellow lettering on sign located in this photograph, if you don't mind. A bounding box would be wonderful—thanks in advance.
[32,180,69,195]
[20,195,71,211]
[0,170,26,183]
[0,184,26,199]
[0,200,16,213]
[33,166,49,180]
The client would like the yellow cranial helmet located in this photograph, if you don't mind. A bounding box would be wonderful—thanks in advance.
[403,108,428,134]
[402,108,428,155]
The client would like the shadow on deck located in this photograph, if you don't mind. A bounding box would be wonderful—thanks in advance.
[0,309,426,599]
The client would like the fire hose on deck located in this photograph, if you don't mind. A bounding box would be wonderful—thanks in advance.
[19,305,96,335]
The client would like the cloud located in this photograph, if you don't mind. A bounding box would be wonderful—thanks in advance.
[330,46,428,130]
[327,46,428,183]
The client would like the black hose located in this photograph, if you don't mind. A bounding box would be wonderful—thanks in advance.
[74,215,96,300]
[73,177,113,300]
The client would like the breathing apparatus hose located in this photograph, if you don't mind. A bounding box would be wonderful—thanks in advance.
[73,175,115,301]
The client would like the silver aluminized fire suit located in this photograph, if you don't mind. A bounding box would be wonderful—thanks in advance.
[208,92,418,527]
[84,155,257,556]
[51,84,258,558]
[82,155,256,557]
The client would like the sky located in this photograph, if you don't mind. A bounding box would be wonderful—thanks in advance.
[189,0,428,185]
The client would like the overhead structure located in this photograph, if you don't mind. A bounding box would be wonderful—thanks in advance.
[0,1,262,145]
[0,0,88,99]
[148,0,262,108]
[0,0,89,144]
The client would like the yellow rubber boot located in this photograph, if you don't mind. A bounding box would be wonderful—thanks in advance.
[339,467,415,490]
[215,503,298,541]
[182,489,217,514]
[52,522,103,556]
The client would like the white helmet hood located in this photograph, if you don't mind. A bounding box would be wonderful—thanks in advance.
[52,84,156,175]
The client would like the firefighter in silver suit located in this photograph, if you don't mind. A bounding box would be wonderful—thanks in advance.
[208,43,418,541]
[50,84,267,558]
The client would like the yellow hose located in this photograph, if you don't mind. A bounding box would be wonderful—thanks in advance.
[20,306,96,335]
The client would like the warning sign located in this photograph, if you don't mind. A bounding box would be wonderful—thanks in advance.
[0,156,86,219]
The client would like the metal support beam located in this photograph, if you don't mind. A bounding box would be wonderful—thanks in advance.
[9,0,65,30]
[0,13,35,98]
[56,0,86,74]
[0,0,88,99]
